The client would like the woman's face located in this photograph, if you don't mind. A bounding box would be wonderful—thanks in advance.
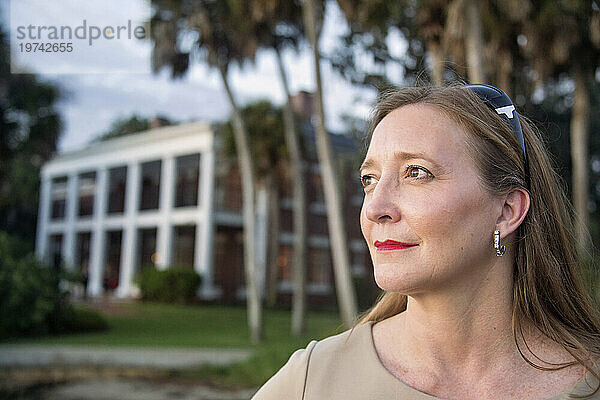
[360,103,503,294]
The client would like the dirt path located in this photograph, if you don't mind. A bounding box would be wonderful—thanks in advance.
[9,378,258,400]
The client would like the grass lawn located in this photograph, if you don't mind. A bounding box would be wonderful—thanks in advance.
[5,301,345,387]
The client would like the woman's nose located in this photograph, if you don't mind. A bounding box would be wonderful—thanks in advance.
[363,181,402,223]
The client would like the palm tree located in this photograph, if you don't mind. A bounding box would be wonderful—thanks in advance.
[415,0,448,86]
[222,100,288,310]
[249,0,309,335]
[302,0,358,328]
[151,0,263,343]
[440,0,487,83]
[518,0,600,257]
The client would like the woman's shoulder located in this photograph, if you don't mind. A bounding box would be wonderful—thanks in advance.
[251,338,319,400]
[252,322,392,400]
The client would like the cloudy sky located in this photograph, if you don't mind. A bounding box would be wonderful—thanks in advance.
[2,0,407,153]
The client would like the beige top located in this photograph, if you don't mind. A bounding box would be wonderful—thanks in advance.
[252,321,600,400]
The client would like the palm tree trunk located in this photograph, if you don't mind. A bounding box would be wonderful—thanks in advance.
[428,40,445,86]
[571,66,592,258]
[497,50,513,94]
[275,47,308,335]
[303,0,358,328]
[218,64,263,343]
[255,176,270,303]
[463,0,486,83]
[266,173,280,308]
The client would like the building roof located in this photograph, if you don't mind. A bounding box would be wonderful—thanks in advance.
[46,121,212,166]
[299,120,360,159]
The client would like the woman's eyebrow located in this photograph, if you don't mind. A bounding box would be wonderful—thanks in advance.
[359,158,377,173]
[359,151,445,173]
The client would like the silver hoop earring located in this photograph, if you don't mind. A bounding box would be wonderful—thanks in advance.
[494,230,506,257]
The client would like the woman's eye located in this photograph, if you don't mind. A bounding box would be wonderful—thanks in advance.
[360,175,375,188]
[406,166,432,180]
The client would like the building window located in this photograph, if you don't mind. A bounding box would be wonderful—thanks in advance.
[213,228,244,301]
[309,172,324,203]
[137,227,157,272]
[104,230,122,291]
[50,176,67,220]
[308,247,331,284]
[308,213,328,235]
[139,160,161,211]
[280,209,293,233]
[278,244,293,282]
[175,153,200,208]
[75,232,92,288]
[48,233,63,269]
[108,166,127,214]
[78,171,96,217]
[215,165,242,211]
[172,225,195,268]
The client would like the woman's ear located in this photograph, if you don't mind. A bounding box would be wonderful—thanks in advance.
[495,188,530,236]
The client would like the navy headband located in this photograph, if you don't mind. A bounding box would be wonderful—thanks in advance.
[465,84,530,187]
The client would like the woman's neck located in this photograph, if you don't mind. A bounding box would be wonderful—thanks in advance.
[371,258,586,399]
[398,269,518,376]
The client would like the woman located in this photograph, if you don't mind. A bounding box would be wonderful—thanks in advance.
[252,84,600,399]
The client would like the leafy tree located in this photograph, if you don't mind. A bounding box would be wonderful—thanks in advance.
[303,0,358,327]
[222,101,286,176]
[95,114,151,141]
[332,0,412,89]
[0,25,62,251]
[151,0,264,342]
[249,0,310,335]
[0,231,107,338]
[516,0,600,256]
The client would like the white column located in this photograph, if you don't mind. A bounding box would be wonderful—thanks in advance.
[88,167,108,297]
[156,157,174,270]
[255,184,268,298]
[117,162,140,297]
[197,146,219,299]
[157,225,172,270]
[36,173,51,260]
[62,172,79,270]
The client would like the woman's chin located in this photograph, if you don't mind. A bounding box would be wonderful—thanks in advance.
[373,266,427,293]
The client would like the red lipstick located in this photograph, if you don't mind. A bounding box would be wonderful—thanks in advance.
[374,240,418,251]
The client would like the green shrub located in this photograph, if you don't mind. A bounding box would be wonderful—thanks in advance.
[53,306,109,333]
[136,266,202,304]
[0,231,107,339]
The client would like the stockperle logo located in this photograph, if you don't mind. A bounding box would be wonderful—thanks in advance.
[10,0,152,74]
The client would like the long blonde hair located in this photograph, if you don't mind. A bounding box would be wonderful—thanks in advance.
[355,85,600,394]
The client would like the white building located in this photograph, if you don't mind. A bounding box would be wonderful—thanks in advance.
[36,121,220,299]
[35,117,373,305]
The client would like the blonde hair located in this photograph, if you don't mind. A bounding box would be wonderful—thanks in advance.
[355,84,600,395]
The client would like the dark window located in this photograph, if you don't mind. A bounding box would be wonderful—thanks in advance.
[173,225,195,268]
[280,209,293,232]
[309,172,324,203]
[308,213,328,235]
[139,160,161,211]
[212,228,244,302]
[137,227,157,272]
[104,230,122,291]
[108,166,127,214]
[215,165,242,211]
[75,232,92,287]
[308,247,331,284]
[78,171,96,217]
[50,176,67,220]
[175,153,200,208]
[48,233,63,269]
[278,244,293,282]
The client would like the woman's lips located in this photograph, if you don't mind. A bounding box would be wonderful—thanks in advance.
[374,240,418,251]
